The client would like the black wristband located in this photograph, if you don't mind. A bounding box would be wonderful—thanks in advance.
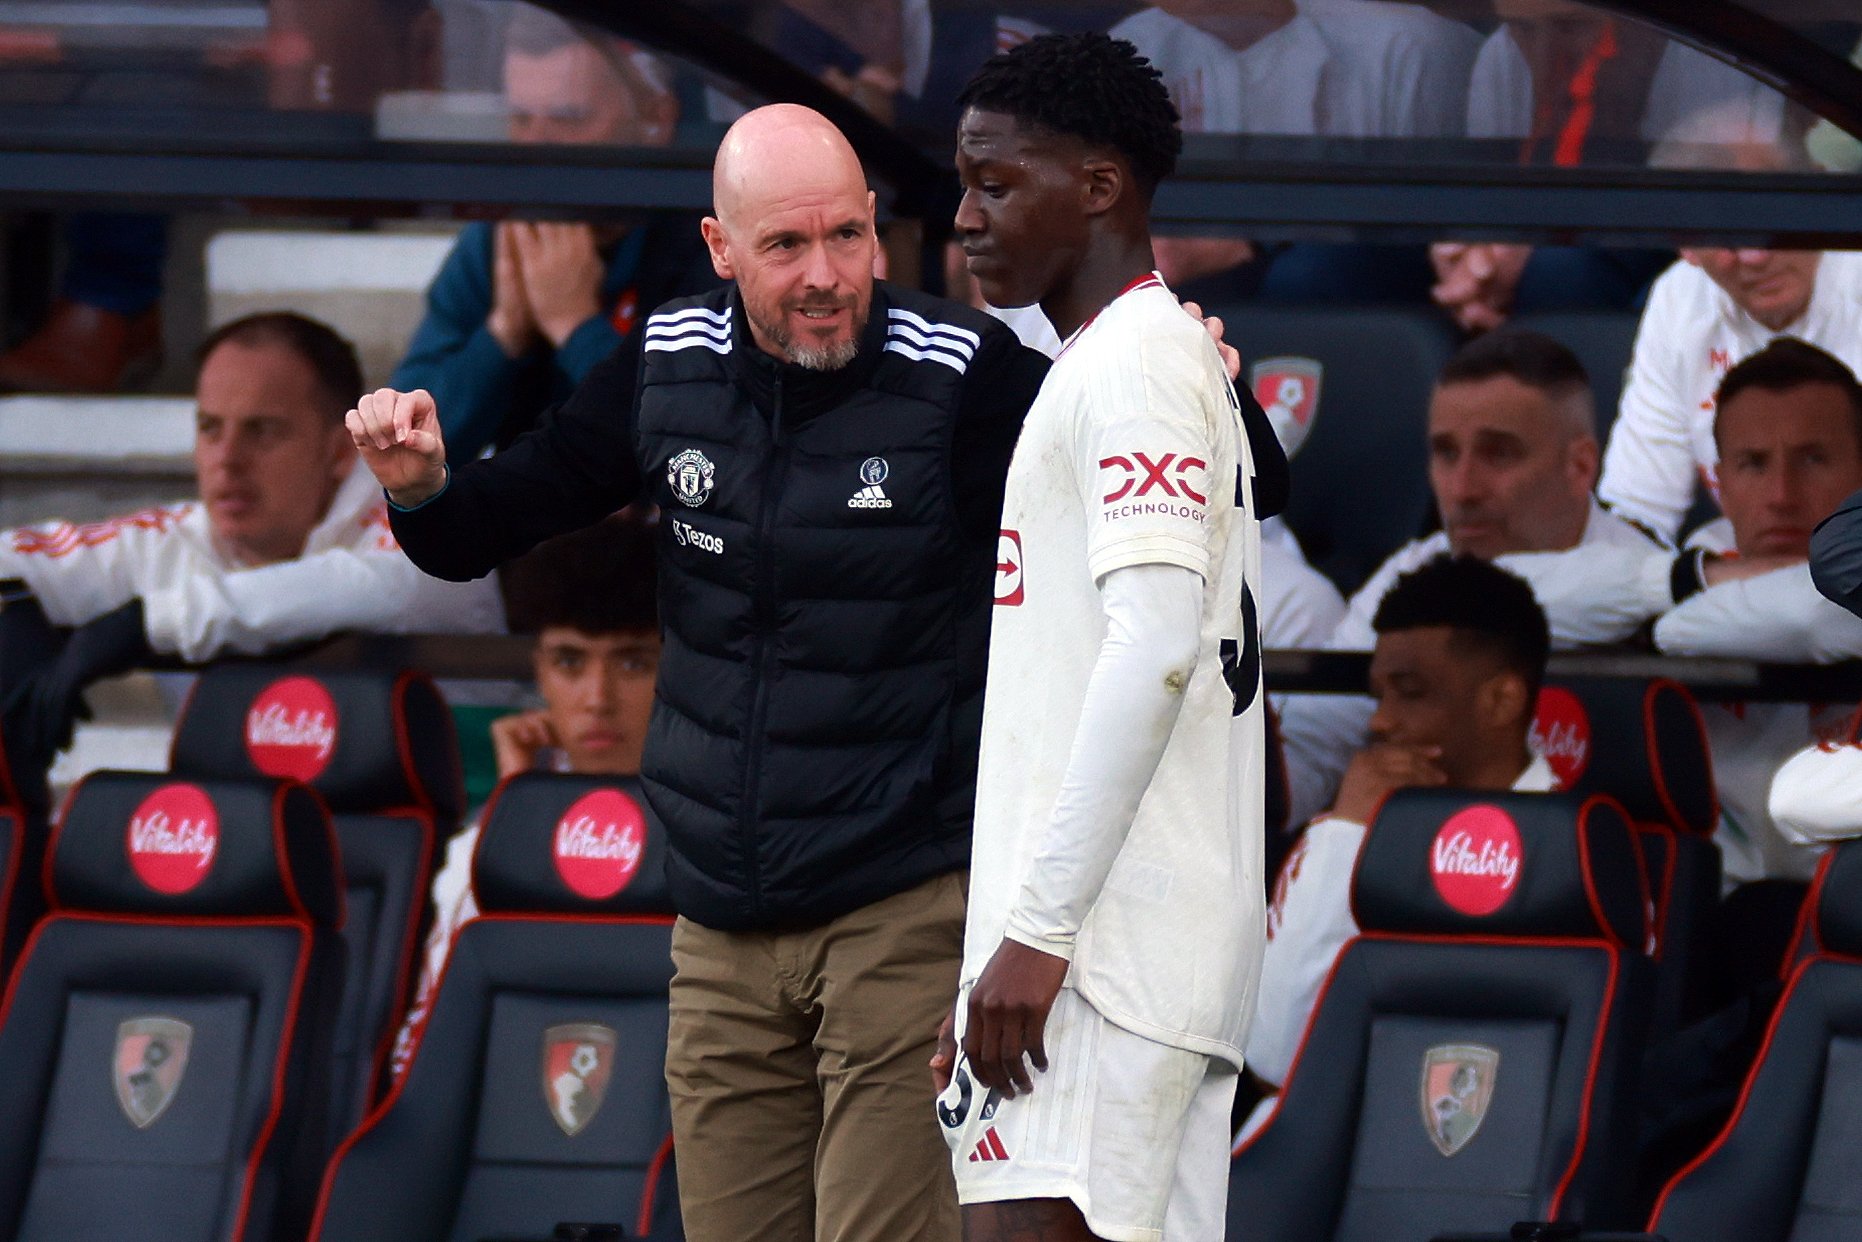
[1670,549,1710,604]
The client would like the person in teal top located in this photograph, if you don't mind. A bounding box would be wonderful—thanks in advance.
[390,7,717,459]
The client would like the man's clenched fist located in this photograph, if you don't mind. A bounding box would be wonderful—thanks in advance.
[347,388,449,507]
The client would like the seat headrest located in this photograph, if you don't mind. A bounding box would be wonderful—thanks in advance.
[1531,678,1716,835]
[473,773,671,916]
[1352,789,1645,947]
[171,666,463,821]
[1815,841,1862,958]
[51,771,342,925]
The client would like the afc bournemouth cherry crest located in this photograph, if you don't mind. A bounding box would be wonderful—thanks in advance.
[1250,356,1322,459]
[543,1023,617,1136]
[245,675,338,782]
[667,448,715,508]
[115,1017,193,1129]
[1421,1043,1499,1156]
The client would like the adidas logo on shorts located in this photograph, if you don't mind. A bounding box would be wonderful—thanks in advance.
[968,1126,1010,1163]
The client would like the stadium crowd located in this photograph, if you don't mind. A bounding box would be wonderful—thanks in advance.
[2,3,1862,1240]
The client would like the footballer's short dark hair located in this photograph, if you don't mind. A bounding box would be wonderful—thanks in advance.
[500,513,659,637]
[956,32,1182,199]
[1714,336,1862,452]
[1373,554,1550,699]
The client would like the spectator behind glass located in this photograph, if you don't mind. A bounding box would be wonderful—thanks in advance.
[1277,329,1674,826]
[390,8,719,460]
[0,311,504,810]
[1652,341,1862,888]
[1247,556,1553,1100]
[0,214,167,395]
[393,514,659,1077]
[1111,1,1476,302]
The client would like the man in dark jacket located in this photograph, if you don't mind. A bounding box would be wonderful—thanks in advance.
[350,103,1047,1242]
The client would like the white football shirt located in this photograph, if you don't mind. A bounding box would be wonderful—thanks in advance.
[965,276,1267,1067]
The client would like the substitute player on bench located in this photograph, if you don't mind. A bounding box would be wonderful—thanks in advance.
[932,34,1286,1242]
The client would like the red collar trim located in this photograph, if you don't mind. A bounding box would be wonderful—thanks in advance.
[1056,271,1167,358]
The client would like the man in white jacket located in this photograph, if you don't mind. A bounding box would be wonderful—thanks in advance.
[0,312,503,800]
[1249,555,1556,1097]
[1599,247,1862,545]
[1653,338,1862,884]
[1279,329,1672,825]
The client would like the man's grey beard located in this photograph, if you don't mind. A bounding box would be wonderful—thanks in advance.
[752,303,867,371]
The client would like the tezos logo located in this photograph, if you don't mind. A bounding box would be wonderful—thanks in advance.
[245,676,338,782]
[1430,804,1522,917]
[667,448,715,508]
[553,789,647,900]
[1098,452,1208,505]
[671,518,723,555]
[128,783,220,895]
[1528,686,1590,787]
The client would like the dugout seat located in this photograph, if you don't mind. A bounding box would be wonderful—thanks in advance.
[310,771,681,1242]
[1534,677,1720,1033]
[1229,789,1653,1240]
[1645,839,1862,1241]
[169,665,463,1144]
[1216,304,1458,595]
[0,770,344,1241]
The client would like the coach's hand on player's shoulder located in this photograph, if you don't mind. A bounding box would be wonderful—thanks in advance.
[347,388,449,507]
[963,937,1070,1099]
[1180,300,1242,383]
[1333,742,1447,827]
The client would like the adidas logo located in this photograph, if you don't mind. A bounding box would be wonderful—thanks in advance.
[968,1126,1010,1163]
[848,484,893,510]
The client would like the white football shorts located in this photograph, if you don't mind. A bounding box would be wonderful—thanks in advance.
[936,986,1237,1242]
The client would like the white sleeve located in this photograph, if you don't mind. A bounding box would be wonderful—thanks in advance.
[1653,564,1862,662]
[1770,743,1862,846]
[1001,562,1205,960]
[1246,816,1366,1086]
[1260,538,1346,650]
[0,510,181,627]
[1599,278,1699,544]
[1495,541,1673,647]
[141,544,506,662]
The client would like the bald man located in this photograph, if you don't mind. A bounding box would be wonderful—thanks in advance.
[350,104,1049,1241]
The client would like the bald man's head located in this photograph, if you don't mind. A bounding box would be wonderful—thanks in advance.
[702,105,879,370]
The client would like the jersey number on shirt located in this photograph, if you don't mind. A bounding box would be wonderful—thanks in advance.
[1219,466,1260,717]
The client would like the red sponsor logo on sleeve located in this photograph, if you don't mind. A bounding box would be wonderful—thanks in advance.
[995,530,1024,607]
[553,789,647,900]
[1430,805,1523,917]
[127,782,219,895]
[245,676,339,782]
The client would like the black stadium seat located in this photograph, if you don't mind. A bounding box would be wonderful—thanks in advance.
[1534,677,1720,1033]
[1229,789,1653,1240]
[310,772,681,1242]
[0,724,47,980]
[1217,304,1459,595]
[1647,839,1862,1241]
[0,770,345,1241]
[169,665,464,1144]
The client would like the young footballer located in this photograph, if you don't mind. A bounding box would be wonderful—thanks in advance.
[932,33,1287,1242]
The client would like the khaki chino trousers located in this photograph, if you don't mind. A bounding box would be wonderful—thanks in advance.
[666,870,966,1242]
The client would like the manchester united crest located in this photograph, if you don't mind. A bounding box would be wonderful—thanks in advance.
[667,448,715,508]
[1421,1043,1499,1157]
[115,1017,193,1129]
[542,1023,617,1137]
